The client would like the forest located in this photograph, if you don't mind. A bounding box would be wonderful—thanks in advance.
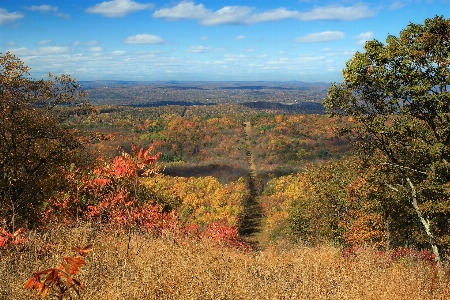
[1,16,450,299]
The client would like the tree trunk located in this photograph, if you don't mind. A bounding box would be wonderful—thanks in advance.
[384,216,391,250]
[405,176,442,268]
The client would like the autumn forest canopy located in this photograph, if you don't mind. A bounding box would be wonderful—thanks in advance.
[1,15,450,299]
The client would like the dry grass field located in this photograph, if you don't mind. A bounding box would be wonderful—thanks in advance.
[1,223,449,299]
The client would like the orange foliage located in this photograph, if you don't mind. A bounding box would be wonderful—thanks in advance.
[38,143,249,249]
[41,144,169,233]
[25,246,92,299]
[0,227,27,248]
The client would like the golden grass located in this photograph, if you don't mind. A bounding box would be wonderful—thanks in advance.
[1,223,449,299]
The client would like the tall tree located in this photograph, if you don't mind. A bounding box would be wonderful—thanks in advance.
[0,52,92,229]
[323,16,450,265]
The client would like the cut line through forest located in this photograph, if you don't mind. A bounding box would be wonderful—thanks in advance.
[239,121,264,248]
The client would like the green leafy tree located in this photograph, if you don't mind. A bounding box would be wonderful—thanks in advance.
[0,52,92,229]
[323,16,450,265]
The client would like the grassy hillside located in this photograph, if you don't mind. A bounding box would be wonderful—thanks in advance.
[2,224,449,299]
[2,104,448,299]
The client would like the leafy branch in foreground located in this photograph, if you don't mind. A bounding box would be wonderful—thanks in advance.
[24,245,92,299]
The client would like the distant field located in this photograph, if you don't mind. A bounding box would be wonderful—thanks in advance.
[80,81,329,108]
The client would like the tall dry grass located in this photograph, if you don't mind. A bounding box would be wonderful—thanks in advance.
[1,223,449,299]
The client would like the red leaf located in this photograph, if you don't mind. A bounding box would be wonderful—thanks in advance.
[24,278,36,289]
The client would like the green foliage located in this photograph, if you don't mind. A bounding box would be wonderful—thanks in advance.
[323,16,450,260]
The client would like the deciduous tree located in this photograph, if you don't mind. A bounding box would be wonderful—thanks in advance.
[323,16,450,265]
[0,52,92,229]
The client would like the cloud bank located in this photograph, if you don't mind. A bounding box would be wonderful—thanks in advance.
[153,1,376,25]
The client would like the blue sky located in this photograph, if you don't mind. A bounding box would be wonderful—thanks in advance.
[0,0,449,82]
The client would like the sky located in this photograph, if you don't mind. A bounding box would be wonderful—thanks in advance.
[0,0,449,82]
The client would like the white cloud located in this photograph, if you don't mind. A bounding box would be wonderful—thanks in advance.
[200,36,209,40]
[186,46,212,53]
[389,1,407,10]
[0,8,25,25]
[354,31,374,44]
[249,8,300,23]
[343,50,357,56]
[185,46,224,53]
[297,4,375,21]
[89,47,104,52]
[86,40,99,45]
[2,41,17,46]
[153,2,210,20]
[55,12,70,19]
[295,31,345,43]
[8,46,70,56]
[124,34,164,44]
[203,6,254,25]
[235,35,246,40]
[34,46,71,55]
[25,5,58,13]
[153,1,375,25]
[24,5,69,19]
[73,40,98,46]
[86,0,154,17]
[113,50,126,55]
[37,40,52,45]
[223,54,248,62]
[154,3,254,25]
[267,57,290,65]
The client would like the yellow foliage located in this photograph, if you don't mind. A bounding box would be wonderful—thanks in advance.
[142,175,248,226]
